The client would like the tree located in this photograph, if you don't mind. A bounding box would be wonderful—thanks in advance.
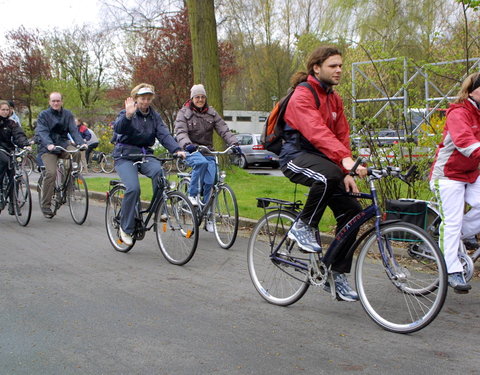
[0,27,51,130]
[45,26,113,111]
[186,0,224,115]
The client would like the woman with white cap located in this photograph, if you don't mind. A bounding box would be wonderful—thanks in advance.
[113,83,186,246]
[174,84,238,213]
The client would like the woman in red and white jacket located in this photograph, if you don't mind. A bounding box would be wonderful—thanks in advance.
[429,72,480,293]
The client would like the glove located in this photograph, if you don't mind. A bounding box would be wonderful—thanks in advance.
[231,145,241,154]
[185,144,197,153]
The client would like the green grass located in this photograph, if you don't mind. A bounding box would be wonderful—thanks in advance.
[84,166,434,233]
[86,168,334,232]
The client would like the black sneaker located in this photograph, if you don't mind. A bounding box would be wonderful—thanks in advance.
[42,207,54,219]
[448,272,471,293]
[8,202,15,215]
[463,237,479,250]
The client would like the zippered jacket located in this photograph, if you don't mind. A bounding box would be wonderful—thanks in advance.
[280,74,352,169]
[0,117,29,151]
[36,107,84,155]
[174,102,237,151]
[430,98,480,183]
[113,108,180,159]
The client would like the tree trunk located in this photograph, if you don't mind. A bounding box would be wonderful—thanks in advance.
[186,0,223,114]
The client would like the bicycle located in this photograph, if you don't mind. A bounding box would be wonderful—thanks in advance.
[177,145,239,249]
[89,150,115,173]
[37,146,89,224]
[0,147,32,226]
[105,154,199,265]
[247,160,448,334]
[405,198,480,283]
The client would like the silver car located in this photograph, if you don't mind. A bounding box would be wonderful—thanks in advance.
[236,133,279,169]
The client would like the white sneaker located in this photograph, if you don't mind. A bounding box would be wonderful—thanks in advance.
[206,220,214,233]
[119,227,133,246]
[188,196,199,206]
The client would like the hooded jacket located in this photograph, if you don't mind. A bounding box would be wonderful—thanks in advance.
[280,74,352,169]
[174,102,237,150]
[430,98,480,183]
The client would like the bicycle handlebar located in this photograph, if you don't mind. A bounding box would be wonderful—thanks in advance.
[54,145,87,153]
[350,156,416,183]
[196,145,236,155]
[0,147,30,157]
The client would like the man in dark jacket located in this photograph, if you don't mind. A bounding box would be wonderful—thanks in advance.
[35,92,86,218]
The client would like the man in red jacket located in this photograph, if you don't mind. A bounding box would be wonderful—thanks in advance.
[280,46,367,302]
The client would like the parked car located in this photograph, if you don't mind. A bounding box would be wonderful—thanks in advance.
[235,133,279,169]
[352,129,416,149]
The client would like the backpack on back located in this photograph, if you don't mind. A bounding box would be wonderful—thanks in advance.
[260,82,320,155]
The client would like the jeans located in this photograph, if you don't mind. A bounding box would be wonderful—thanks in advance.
[186,152,216,203]
[115,156,163,235]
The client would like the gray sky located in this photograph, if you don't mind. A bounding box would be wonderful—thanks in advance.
[1,0,101,36]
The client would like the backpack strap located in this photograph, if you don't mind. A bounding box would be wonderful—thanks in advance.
[297,82,320,109]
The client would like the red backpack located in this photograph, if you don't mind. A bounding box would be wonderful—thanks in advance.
[260,82,320,155]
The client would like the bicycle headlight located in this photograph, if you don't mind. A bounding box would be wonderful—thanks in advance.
[219,170,226,181]
[169,180,177,190]
[16,157,22,163]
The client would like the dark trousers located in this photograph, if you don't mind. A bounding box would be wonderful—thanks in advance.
[282,153,362,273]
[0,152,13,205]
[86,142,99,163]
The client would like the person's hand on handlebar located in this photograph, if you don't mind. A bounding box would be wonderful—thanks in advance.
[24,146,32,152]
[185,144,197,153]
[47,144,56,151]
[230,143,242,154]
[342,157,367,178]
[175,150,187,159]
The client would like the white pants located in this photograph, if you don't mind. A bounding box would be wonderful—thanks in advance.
[430,177,480,273]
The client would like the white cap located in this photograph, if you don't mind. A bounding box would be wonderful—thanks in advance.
[190,84,207,98]
[137,87,155,95]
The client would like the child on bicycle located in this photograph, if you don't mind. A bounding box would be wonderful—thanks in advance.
[174,84,239,218]
[113,83,186,246]
[0,100,30,214]
[429,72,480,294]
[279,46,367,302]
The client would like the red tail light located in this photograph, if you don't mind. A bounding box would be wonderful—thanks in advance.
[252,144,264,150]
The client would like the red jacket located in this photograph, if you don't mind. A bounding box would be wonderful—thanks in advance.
[283,74,352,167]
[430,98,480,183]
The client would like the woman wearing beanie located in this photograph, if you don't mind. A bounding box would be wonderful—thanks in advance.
[113,83,186,246]
[174,84,238,218]
[429,72,480,294]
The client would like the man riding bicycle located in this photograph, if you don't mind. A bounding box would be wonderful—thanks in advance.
[279,46,367,302]
[35,92,87,218]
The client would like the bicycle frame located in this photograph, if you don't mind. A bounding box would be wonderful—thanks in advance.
[268,170,404,277]
[0,147,28,203]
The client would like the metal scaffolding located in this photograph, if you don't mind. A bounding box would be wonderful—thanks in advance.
[351,57,480,133]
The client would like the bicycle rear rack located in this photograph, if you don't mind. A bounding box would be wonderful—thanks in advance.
[256,197,302,211]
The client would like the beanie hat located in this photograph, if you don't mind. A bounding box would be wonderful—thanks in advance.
[190,84,207,98]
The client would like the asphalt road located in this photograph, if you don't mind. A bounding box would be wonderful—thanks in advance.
[0,185,479,374]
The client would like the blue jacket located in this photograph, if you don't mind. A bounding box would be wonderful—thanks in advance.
[35,107,84,155]
[113,108,180,159]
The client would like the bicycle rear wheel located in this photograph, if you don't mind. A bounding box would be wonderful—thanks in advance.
[355,222,447,334]
[176,158,190,172]
[14,171,32,226]
[101,154,115,174]
[247,209,309,306]
[155,191,198,265]
[105,184,135,252]
[213,184,238,249]
[68,174,89,225]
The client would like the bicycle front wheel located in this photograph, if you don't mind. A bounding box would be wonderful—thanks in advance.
[101,154,115,174]
[14,171,32,226]
[68,174,89,225]
[213,184,238,249]
[247,209,309,306]
[21,155,35,176]
[105,184,135,252]
[355,222,447,334]
[177,177,190,196]
[155,191,198,265]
